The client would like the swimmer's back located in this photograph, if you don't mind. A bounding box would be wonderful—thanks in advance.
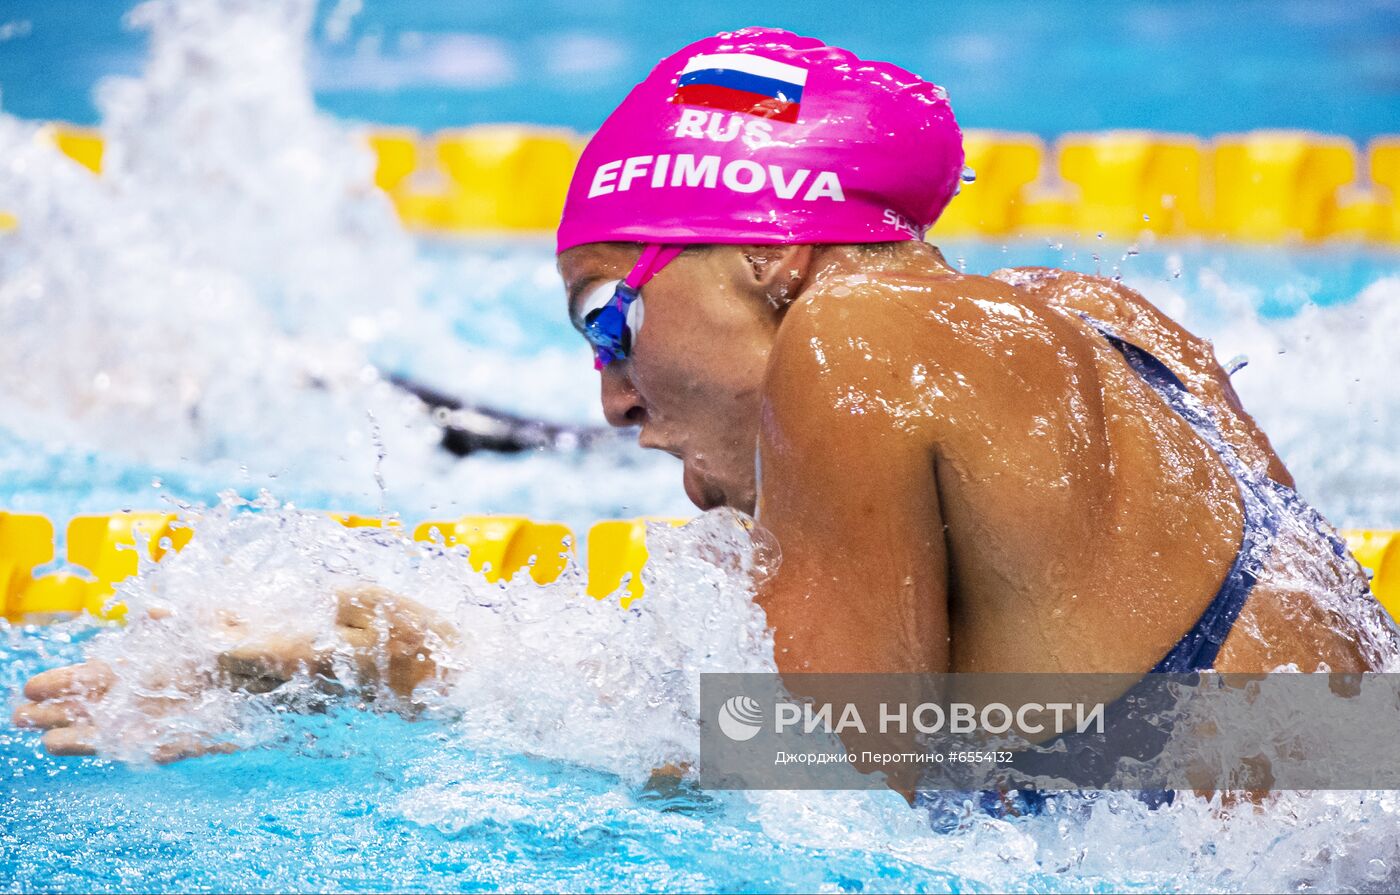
[990,266,1385,673]
[766,254,1380,674]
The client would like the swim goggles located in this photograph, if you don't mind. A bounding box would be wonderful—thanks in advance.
[581,244,685,369]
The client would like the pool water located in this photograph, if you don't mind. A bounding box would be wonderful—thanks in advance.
[4,1,1400,892]
[3,232,1397,531]
[3,0,1397,141]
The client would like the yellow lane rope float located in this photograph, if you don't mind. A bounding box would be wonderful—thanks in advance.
[1,124,1397,242]
[0,510,1395,624]
[0,510,687,622]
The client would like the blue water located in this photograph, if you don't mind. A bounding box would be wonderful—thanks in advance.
[4,3,1400,893]
[0,238,1396,532]
[0,616,1113,895]
[1,235,1396,892]
[1,0,1398,140]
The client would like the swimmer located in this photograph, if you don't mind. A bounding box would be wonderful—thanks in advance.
[15,29,1395,762]
[551,28,1393,678]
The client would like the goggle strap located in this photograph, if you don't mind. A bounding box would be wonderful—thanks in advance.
[623,244,685,291]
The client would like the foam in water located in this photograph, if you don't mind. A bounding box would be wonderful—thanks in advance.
[5,0,1400,891]
[23,490,1400,892]
[2,0,1396,530]
[0,0,691,530]
[66,495,774,781]
[1150,272,1400,529]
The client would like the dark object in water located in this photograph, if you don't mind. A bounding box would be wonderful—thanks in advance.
[387,372,616,456]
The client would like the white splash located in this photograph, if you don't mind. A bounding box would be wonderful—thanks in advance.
[1130,268,1399,529]
[3,1,1400,892]
[79,497,774,782]
[0,0,691,530]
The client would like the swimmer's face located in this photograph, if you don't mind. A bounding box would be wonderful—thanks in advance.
[559,243,789,514]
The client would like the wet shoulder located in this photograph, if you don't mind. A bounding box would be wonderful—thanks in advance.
[768,268,1094,419]
[991,266,1297,484]
[991,267,1151,328]
[990,266,1210,361]
[791,267,1071,345]
[989,266,1231,400]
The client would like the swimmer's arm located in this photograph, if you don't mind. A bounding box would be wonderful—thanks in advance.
[754,296,950,676]
[13,587,458,759]
[215,585,460,701]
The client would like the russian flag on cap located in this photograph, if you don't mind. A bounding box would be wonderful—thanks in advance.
[670,52,807,124]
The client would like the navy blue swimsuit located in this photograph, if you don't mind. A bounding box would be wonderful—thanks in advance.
[917,317,1353,822]
[1096,321,1278,674]
[1092,318,1352,676]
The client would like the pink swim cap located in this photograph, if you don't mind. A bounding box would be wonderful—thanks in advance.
[556,27,964,253]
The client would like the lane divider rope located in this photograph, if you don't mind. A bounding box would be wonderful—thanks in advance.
[3,125,1398,243]
[0,510,1394,622]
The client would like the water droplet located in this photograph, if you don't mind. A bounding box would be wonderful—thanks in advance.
[960,165,976,183]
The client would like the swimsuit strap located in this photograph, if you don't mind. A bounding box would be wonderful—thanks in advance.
[1080,316,1282,673]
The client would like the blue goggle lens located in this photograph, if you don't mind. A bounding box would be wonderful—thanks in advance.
[583,283,640,367]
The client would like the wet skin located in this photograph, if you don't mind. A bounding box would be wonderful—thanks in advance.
[15,241,1386,759]
[560,241,1382,676]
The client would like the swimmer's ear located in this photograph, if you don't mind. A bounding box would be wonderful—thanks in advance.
[740,245,813,312]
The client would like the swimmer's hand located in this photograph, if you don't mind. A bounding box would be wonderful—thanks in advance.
[217,585,460,701]
[13,586,459,761]
[11,655,239,762]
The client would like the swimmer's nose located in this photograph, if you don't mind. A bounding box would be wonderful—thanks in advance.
[599,366,647,428]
